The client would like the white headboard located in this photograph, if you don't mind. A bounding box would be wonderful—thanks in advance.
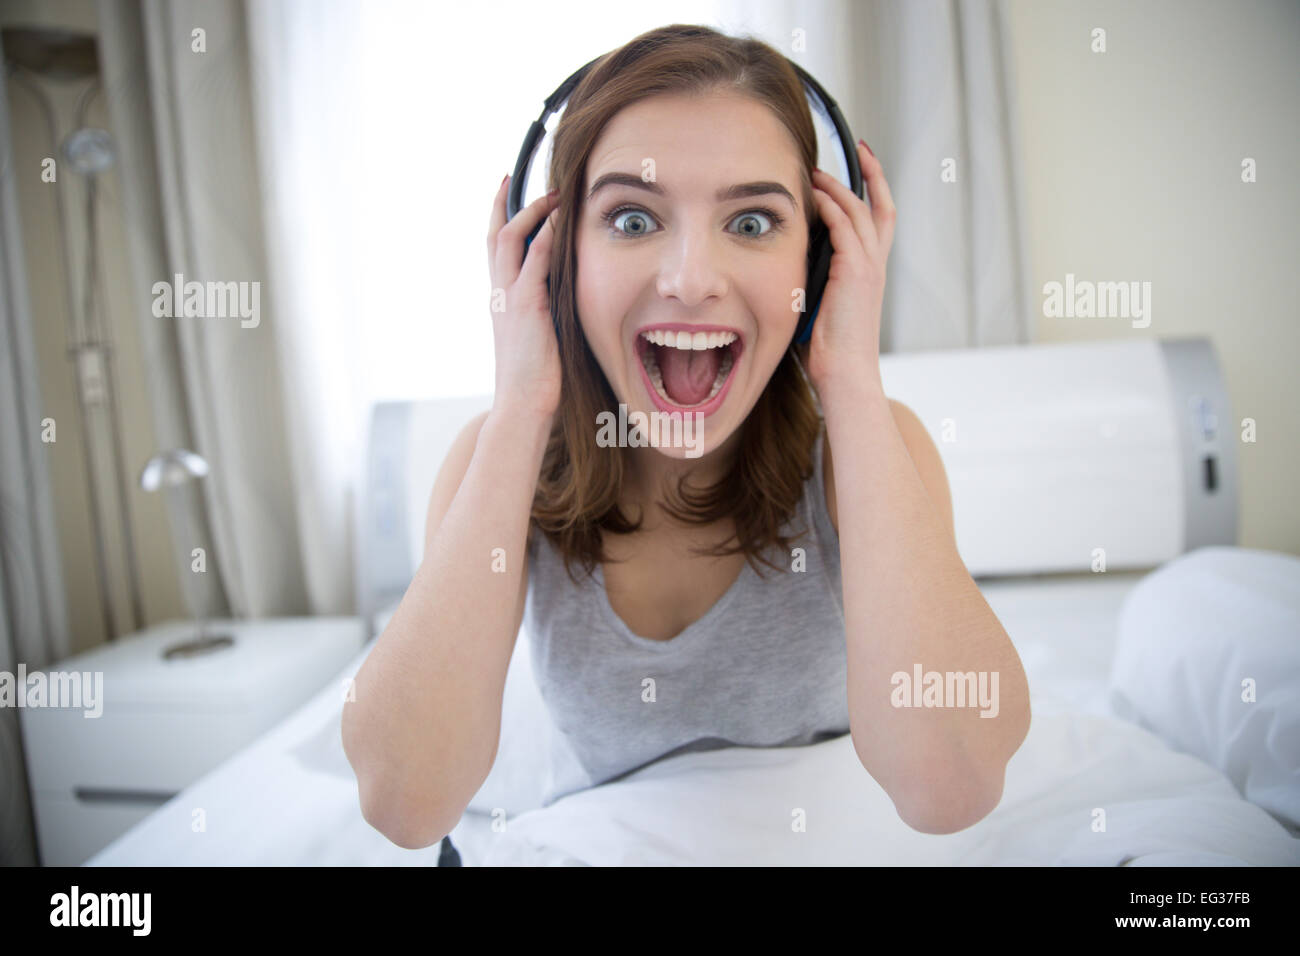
[355,337,1237,627]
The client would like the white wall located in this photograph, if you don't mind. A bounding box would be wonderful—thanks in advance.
[1004,0,1299,555]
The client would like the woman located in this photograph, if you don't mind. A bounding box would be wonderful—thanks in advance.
[342,24,1030,852]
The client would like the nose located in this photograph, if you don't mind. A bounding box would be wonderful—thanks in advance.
[654,219,728,308]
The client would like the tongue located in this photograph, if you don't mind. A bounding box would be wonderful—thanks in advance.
[658,345,721,406]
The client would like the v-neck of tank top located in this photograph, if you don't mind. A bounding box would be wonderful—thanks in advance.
[580,419,828,651]
[593,552,757,651]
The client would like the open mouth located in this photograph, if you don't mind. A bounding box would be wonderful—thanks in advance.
[635,328,743,413]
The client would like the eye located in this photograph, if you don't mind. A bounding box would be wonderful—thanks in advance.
[603,206,660,238]
[599,204,787,240]
[728,208,785,238]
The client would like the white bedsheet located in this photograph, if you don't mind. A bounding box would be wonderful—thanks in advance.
[88,562,1300,866]
[467,709,1297,866]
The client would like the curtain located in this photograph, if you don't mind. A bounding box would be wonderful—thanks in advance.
[243,0,367,616]
[0,58,68,867]
[856,0,1032,349]
[98,0,326,617]
[718,0,1032,350]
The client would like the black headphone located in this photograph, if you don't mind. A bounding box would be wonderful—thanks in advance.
[507,53,865,346]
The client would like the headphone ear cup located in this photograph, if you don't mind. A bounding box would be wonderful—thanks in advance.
[798,218,832,345]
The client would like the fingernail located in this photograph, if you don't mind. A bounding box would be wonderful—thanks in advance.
[859,138,874,158]
[501,173,509,187]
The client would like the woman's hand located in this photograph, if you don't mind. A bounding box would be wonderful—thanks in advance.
[487,175,563,422]
[802,141,897,396]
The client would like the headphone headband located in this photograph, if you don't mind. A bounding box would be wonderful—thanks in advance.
[508,54,862,217]
[507,55,603,218]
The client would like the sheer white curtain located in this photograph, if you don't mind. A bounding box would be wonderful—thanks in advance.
[249,0,768,405]
[245,0,369,614]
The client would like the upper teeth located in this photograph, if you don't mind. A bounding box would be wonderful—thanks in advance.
[640,329,738,351]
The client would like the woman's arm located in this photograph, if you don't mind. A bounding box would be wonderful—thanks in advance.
[341,407,549,848]
[821,381,1031,835]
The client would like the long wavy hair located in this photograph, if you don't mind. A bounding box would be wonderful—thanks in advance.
[530,23,824,586]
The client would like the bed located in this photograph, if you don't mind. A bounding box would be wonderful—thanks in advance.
[88,338,1300,866]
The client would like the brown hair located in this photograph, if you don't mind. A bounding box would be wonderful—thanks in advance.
[530,23,824,585]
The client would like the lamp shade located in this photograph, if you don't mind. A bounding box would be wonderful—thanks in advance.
[139,449,209,492]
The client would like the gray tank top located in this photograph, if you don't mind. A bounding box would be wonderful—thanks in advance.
[522,417,850,807]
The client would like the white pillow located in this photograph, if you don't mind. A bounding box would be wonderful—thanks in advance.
[1108,546,1300,831]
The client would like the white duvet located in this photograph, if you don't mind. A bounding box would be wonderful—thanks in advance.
[461,695,1298,866]
[91,547,1300,867]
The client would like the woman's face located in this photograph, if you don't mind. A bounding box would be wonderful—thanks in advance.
[576,91,810,459]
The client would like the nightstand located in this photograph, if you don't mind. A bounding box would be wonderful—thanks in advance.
[19,617,366,866]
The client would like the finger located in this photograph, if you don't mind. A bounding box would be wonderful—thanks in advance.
[812,167,878,260]
[811,185,869,272]
[518,209,557,293]
[494,190,560,289]
[857,142,897,253]
[487,174,510,257]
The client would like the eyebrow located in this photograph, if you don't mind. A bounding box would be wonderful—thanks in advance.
[587,171,798,209]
